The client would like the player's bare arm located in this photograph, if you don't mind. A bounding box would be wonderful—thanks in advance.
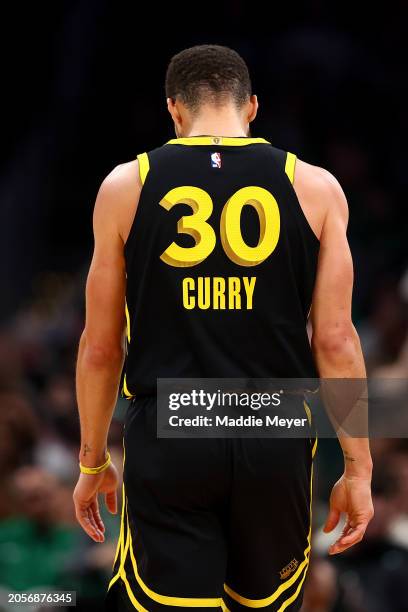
[294,160,374,554]
[73,160,141,542]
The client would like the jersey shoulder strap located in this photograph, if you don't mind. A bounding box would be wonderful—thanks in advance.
[258,143,297,185]
[285,151,297,184]
[136,152,150,186]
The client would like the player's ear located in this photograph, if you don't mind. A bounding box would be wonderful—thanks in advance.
[167,98,183,133]
[248,95,258,123]
[167,98,178,120]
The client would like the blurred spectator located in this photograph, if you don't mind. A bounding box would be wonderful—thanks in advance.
[328,467,408,612]
[0,393,39,518]
[0,333,23,391]
[0,466,78,592]
[302,556,339,612]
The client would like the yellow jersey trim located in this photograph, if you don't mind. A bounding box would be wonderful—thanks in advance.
[123,300,134,399]
[123,374,133,399]
[137,152,150,185]
[166,137,270,147]
[285,152,297,184]
[125,301,131,343]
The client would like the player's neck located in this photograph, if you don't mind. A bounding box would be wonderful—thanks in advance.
[186,106,248,138]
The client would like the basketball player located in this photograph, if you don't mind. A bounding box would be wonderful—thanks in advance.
[73,45,374,611]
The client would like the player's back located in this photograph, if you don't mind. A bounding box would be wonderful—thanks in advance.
[123,136,319,398]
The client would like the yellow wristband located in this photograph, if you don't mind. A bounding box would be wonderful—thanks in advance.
[79,451,111,475]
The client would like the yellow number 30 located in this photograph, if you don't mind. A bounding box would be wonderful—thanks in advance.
[160,185,280,267]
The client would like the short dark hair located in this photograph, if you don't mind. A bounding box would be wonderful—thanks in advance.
[165,45,252,112]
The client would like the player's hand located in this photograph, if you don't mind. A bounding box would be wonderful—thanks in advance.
[73,463,119,542]
[323,473,374,555]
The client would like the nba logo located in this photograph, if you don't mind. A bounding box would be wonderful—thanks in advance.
[211,152,222,168]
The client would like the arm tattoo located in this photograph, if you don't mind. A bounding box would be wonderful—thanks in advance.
[82,444,92,457]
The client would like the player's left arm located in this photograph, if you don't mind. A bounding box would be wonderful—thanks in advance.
[73,161,139,542]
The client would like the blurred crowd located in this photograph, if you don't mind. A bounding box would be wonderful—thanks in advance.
[0,274,126,610]
[1,2,408,610]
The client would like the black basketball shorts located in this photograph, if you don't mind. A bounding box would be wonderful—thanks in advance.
[106,397,317,611]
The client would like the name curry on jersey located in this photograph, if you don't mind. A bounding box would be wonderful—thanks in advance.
[159,184,280,310]
[182,276,256,310]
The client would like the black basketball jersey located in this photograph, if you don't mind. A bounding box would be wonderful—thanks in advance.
[123,136,319,398]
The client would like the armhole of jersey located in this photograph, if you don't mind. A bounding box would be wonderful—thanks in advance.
[122,152,151,400]
[137,152,150,185]
[284,151,320,246]
[285,152,297,184]
[123,152,150,254]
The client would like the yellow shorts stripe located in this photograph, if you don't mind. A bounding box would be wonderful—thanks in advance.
[108,492,148,611]
[121,568,149,612]
[109,450,128,587]
[112,482,126,568]
[277,564,309,612]
[224,539,311,607]
[303,400,318,459]
[285,152,297,184]
[303,400,312,426]
[127,515,222,607]
[108,571,121,592]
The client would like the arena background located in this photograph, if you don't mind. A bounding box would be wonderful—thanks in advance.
[1,2,407,610]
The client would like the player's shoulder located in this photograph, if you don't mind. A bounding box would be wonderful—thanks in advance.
[295,159,343,197]
[93,159,142,239]
[96,143,167,210]
[99,159,141,199]
[294,158,348,221]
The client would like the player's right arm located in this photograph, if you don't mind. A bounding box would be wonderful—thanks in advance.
[294,161,374,555]
[73,159,141,542]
